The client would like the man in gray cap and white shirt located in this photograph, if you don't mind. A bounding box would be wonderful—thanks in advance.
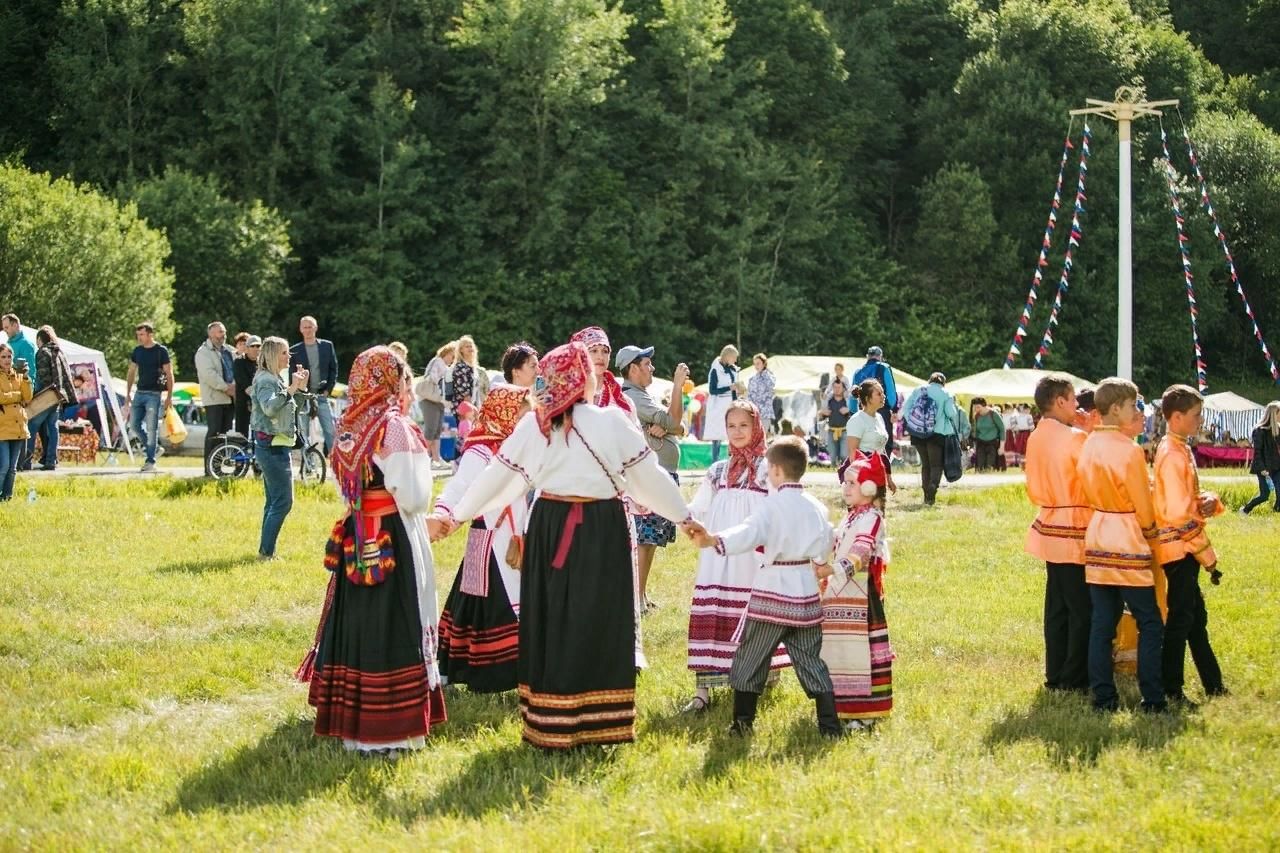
[617,344,689,612]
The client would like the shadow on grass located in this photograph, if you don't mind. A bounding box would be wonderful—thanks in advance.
[384,740,615,824]
[154,553,259,575]
[984,689,1191,767]
[168,715,382,813]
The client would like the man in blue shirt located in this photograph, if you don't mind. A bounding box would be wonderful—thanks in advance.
[853,346,899,438]
[125,322,174,472]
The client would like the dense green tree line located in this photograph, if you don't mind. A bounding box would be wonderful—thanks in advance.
[2,0,1278,395]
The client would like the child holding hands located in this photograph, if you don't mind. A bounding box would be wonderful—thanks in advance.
[819,451,894,731]
[682,402,789,713]
[686,437,841,737]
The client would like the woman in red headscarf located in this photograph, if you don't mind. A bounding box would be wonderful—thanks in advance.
[569,326,633,416]
[682,401,790,713]
[432,383,534,693]
[433,341,691,749]
[302,346,446,755]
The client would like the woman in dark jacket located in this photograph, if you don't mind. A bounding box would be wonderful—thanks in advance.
[29,326,78,470]
[1241,401,1280,514]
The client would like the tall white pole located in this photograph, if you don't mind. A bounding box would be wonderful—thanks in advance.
[1117,114,1133,380]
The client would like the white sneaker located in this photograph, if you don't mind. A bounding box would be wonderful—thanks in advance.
[140,462,157,473]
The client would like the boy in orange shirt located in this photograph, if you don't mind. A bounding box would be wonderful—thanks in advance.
[1077,378,1165,713]
[1024,374,1092,693]
[1154,385,1226,706]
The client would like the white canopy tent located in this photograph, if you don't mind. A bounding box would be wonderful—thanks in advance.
[947,368,1097,409]
[0,327,133,460]
[1202,390,1266,442]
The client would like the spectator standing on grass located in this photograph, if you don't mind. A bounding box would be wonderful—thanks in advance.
[28,326,77,471]
[747,353,776,435]
[233,335,261,436]
[970,398,1006,472]
[844,379,897,494]
[449,335,490,410]
[1,314,37,385]
[853,346,899,438]
[0,342,33,500]
[1241,401,1280,515]
[705,345,740,464]
[416,340,456,465]
[195,321,237,466]
[619,343,689,613]
[903,372,959,506]
[125,322,174,473]
[820,381,853,467]
[289,316,339,455]
[252,337,307,560]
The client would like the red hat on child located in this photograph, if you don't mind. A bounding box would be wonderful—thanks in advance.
[840,450,887,497]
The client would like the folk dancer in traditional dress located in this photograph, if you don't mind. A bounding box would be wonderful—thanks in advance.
[569,326,652,670]
[433,383,534,693]
[431,342,692,749]
[1078,378,1165,713]
[687,436,842,737]
[301,346,446,755]
[1153,385,1227,705]
[819,451,894,731]
[682,401,789,714]
[704,345,740,463]
[1023,374,1093,694]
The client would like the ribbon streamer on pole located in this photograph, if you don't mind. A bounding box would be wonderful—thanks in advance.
[1034,123,1092,368]
[1180,117,1280,383]
[1159,123,1208,392]
[1005,119,1075,368]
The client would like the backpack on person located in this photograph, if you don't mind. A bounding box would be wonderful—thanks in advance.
[905,389,938,439]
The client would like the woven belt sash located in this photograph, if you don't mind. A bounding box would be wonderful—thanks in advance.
[540,493,604,569]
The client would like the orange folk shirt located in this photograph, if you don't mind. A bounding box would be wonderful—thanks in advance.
[1024,417,1091,564]
[1153,433,1219,567]
[1077,426,1158,586]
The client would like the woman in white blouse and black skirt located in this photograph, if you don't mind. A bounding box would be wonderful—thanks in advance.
[432,341,692,750]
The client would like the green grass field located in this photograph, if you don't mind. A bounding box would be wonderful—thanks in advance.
[1,476,1277,850]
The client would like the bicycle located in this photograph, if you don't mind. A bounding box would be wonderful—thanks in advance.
[206,393,327,484]
[294,392,328,485]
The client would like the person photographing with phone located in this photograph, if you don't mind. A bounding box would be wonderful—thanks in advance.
[251,336,309,560]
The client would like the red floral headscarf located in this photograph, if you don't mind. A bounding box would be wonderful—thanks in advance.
[569,325,633,413]
[464,383,531,454]
[331,346,427,501]
[725,400,766,487]
[537,341,592,439]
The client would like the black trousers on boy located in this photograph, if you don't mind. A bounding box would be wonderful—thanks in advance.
[1161,556,1224,697]
[1045,562,1091,691]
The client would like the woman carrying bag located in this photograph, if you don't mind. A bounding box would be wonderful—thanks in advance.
[0,343,33,500]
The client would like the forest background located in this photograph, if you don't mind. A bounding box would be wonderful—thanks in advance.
[2,0,1279,399]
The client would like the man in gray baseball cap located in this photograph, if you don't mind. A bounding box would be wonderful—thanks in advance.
[617,344,689,613]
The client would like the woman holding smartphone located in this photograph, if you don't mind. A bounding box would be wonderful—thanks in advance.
[251,336,309,560]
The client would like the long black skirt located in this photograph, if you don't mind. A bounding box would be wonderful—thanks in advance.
[309,511,445,746]
[519,497,636,749]
[438,519,520,693]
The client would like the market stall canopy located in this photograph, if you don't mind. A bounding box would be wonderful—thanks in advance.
[735,355,927,396]
[1202,390,1266,441]
[948,368,1097,408]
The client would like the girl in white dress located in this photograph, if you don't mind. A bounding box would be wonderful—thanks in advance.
[683,401,789,712]
[704,345,740,463]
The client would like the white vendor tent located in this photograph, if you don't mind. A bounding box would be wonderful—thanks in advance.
[734,354,928,396]
[0,326,133,460]
[1202,391,1266,441]
[948,368,1097,408]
